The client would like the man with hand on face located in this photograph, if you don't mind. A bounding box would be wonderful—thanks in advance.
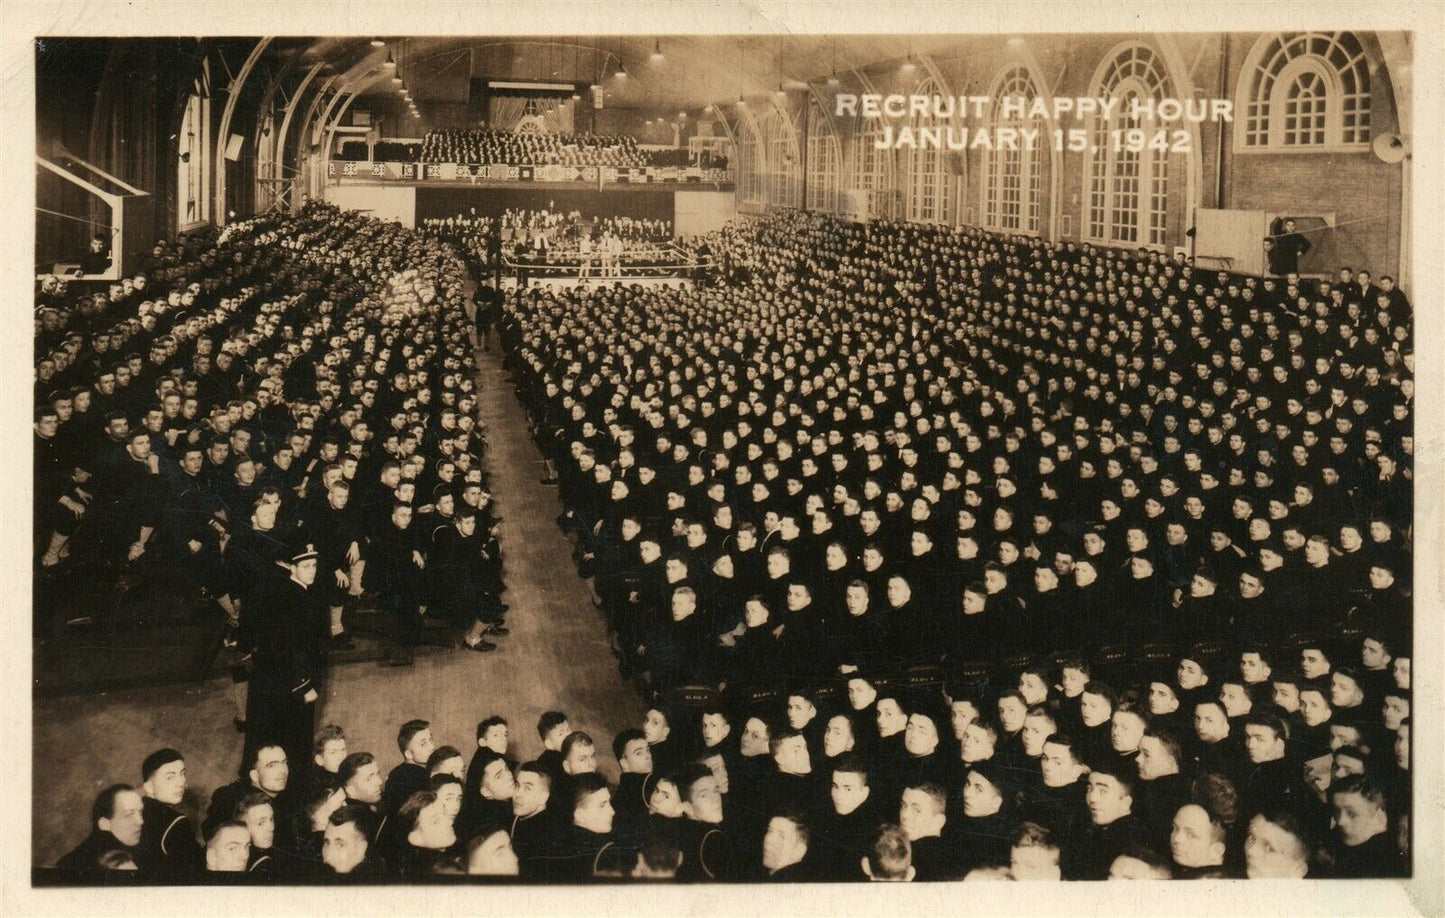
[138,748,202,880]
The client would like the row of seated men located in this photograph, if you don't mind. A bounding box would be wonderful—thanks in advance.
[49,630,1410,882]
[32,204,508,674]
[419,129,650,168]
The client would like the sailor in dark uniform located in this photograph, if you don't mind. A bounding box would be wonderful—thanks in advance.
[138,748,202,880]
[243,541,326,776]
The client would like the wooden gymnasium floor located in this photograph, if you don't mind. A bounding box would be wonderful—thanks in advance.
[30,327,647,869]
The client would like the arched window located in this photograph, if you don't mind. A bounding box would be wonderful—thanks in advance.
[805,96,842,214]
[757,102,802,209]
[904,78,951,224]
[851,114,889,194]
[178,91,211,229]
[1084,43,1174,248]
[983,65,1044,234]
[1241,31,1371,150]
[735,106,765,205]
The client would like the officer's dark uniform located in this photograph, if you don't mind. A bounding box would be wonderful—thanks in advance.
[243,545,326,773]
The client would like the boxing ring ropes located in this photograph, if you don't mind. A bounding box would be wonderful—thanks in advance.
[500,240,716,283]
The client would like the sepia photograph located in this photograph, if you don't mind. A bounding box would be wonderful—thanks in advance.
[7,3,1443,915]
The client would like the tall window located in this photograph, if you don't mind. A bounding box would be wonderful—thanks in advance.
[983,65,1044,233]
[805,97,841,214]
[904,78,951,224]
[1084,44,1173,248]
[852,115,888,193]
[177,92,210,228]
[1241,31,1371,150]
[735,107,765,205]
[758,103,802,209]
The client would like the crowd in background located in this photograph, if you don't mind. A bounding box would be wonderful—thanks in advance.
[420,130,650,168]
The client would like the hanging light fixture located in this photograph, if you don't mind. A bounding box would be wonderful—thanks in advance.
[384,50,396,69]
[650,39,664,63]
[370,38,386,48]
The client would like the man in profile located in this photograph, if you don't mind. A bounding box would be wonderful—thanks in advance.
[138,748,202,880]
[563,773,623,880]
[56,785,146,880]
[510,761,560,879]
[382,719,436,816]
